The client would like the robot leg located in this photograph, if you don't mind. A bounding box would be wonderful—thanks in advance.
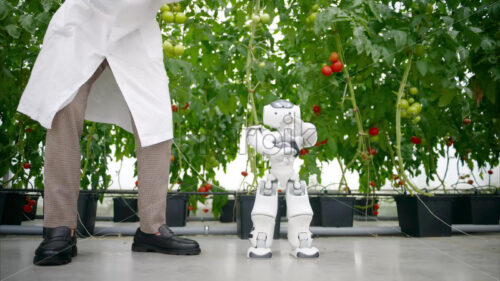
[248,178,279,258]
[286,179,319,258]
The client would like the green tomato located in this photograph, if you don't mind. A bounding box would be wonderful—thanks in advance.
[413,102,422,113]
[415,44,425,57]
[407,104,419,116]
[162,11,175,23]
[160,4,170,12]
[163,41,174,52]
[310,13,317,23]
[409,87,418,95]
[305,15,312,24]
[370,135,379,143]
[400,99,409,109]
[252,14,260,23]
[260,13,271,24]
[426,3,433,14]
[408,98,415,104]
[312,4,320,11]
[412,116,421,124]
[401,110,409,118]
[164,49,175,58]
[258,62,266,68]
[174,45,185,56]
[173,3,182,12]
[175,12,187,24]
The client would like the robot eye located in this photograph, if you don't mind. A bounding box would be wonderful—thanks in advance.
[275,112,278,115]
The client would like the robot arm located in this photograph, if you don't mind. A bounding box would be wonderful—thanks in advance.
[245,125,284,157]
[294,118,317,148]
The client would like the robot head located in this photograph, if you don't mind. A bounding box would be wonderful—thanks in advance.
[263,99,301,129]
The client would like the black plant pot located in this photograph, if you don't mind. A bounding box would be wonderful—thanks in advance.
[219,199,235,223]
[113,197,139,222]
[76,191,99,237]
[354,197,378,216]
[452,195,500,225]
[0,192,25,225]
[309,197,321,226]
[236,195,282,240]
[395,195,452,237]
[166,194,188,227]
[22,195,39,221]
[279,196,287,217]
[311,196,355,227]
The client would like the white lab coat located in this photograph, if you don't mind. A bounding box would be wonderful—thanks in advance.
[17,0,179,147]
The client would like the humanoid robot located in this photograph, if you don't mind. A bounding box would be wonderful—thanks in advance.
[244,99,319,258]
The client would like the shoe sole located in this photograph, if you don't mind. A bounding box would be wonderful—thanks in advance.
[33,245,77,266]
[131,243,201,255]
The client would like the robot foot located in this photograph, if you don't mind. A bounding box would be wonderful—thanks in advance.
[290,247,319,259]
[247,247,272,258]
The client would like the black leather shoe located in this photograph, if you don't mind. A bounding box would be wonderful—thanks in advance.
[132,225,201,255]
[33,226,77,266]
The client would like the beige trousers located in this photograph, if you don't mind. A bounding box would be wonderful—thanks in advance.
[43,60,171,234]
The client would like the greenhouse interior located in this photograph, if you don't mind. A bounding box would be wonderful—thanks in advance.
[1,1,499,281]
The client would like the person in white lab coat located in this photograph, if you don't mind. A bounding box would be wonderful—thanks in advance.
[17,0,201,266]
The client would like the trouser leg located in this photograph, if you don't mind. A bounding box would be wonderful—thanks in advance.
[43,61,107,228]
[132,121,172,234]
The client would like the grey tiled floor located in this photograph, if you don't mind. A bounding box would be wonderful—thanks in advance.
[1,229,499,281]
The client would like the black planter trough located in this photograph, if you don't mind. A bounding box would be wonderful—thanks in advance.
[166,194,188,227]
[395,195,452,237]
[113,197,139,222]
[22,195,40,221]
[0,192,25,225]
[236,195,283,240]
[310,196,355,227]
[452,195,500,225]
[76,191,99,237]
[219,199,235,223]
[354,197,378,217]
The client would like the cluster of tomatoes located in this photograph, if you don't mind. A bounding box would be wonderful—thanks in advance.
[160,3,187,24]
[321,52,344,76]
[400,87,422,124]
[251,12,271,25]
[171,102,189,113]
[161,3,186,57]
[23,196,36,214]
[197,183,212,197]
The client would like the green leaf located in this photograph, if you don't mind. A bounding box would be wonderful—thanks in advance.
[415,61,428,76]
[19,14,36,33]
[5,24,20,38]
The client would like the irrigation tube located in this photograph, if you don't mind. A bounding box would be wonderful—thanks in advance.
[1,225,499,236]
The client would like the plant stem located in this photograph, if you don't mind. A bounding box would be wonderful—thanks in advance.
[394,55,430,196]
[80,123,96,188]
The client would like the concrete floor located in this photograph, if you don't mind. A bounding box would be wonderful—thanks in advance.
[1,231,499,281]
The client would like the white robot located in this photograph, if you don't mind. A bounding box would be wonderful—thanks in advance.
[244,99,319,258]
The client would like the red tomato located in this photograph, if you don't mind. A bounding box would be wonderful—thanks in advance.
[321,65,333,76]
[23,205,33,213]
[203,208,209,213]
[241,171,248,177]
[28,200,36,206]
[329,52,339,63]
[313,105,321,114]
[369,127,379,136]
[488,170,493,175]
[369,181,376,188]
[171,104,178,112]
[373,210,379,216]
[23,162,31,169]
[410,136,421,145]
[183,102,190,109]
[331,61,343,72]
[374,203,380,210]
[370,148,376,156]
[299,148,309,156]
[188,206,194,211]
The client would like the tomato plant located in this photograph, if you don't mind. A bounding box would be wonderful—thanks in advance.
[1,0,499,222]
